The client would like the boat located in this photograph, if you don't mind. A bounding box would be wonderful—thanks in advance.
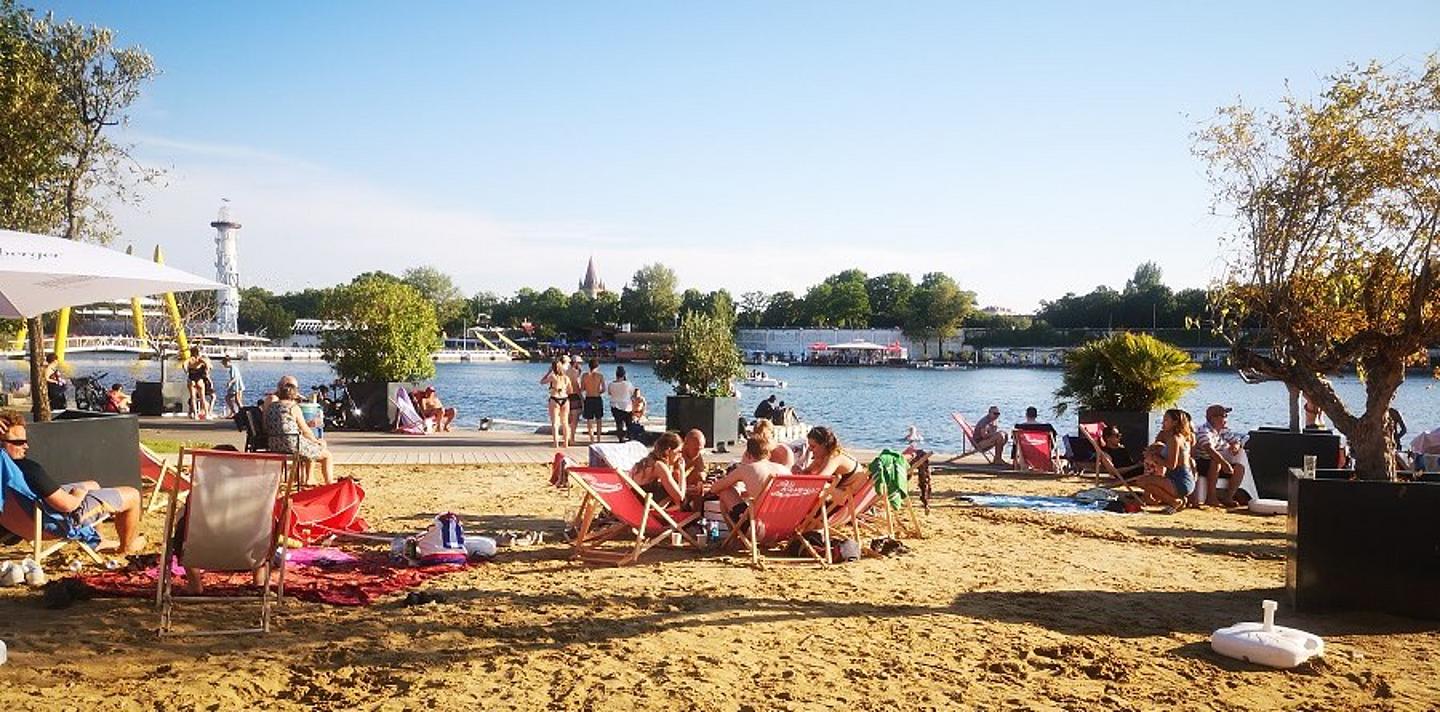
[742,375,787,388]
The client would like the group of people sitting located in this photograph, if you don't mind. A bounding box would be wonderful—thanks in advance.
[542,356,649,449]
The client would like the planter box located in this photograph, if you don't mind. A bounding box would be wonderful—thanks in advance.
[1078,409,1149,457]
[1245,429,1342,500]
[665,396,740,447]
[344,382,417,431]
[1288,471,1440,620]
[132,381,190,416]
[26,411,141,490]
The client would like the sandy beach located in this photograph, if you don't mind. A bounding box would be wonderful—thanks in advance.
[0,462,1436,711]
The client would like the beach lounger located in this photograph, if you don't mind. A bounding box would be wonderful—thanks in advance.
[1013,429,1062,474]
[567,466,700,566]
[724,474,832,567]
[1078,421,1108,484]
[157,448,296,636]
[950,412,980,458]
[141,444,189,514]
[0,452,105,565]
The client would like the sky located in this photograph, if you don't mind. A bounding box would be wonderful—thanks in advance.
[35,1,1440,312]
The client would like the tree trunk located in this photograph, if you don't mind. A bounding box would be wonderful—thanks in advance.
[1286,384,1301,432]
[1349,413,1396,481]
[28,317,50,422]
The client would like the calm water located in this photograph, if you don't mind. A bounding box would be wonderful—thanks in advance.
[27,356,1440,452]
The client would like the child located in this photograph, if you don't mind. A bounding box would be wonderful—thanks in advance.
[1142,443,1167,478]
[105,384,131,413]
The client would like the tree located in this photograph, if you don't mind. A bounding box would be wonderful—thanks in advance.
[653,311,744,397]
[866,272,914,328]
[401,265,465,332]
[0,1,69,234]
[760,291,802,327]
[705,289,736,325]
[903,273,975,357]
[679,288,707,318]
[237,286,294,338]
[1197,57,1440,479]
[620,263,680,331]
[1125,261,1164,294]
[738,291,769,328]
[142,291,215,383]
[320,276,440,382]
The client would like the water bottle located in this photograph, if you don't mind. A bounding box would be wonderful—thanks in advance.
[706,520,720,547]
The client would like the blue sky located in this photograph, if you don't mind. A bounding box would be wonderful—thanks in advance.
[37,1,1440,311]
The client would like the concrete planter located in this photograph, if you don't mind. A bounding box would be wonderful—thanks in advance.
[344,381,417,431]
[1245,429,1342,500]
[26,411,141,489]
[1287,471,1440,620]
[665,396,740,447]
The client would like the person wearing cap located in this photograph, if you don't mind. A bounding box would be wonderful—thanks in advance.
[972,406,1009,467]
[1195,404,1246,507]
[417,386,456,433]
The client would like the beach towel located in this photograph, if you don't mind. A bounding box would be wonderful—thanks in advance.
[279,477,368,545]
[867,449,910,510]
[83,549,468,606]
[965,494,1107,515]
[392,386,427,434]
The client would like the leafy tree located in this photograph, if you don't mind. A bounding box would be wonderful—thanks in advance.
[866,272,914,328]
[620,263,680,331]
[320,276,440,382]
[738,291,769,327]
[1053,332,1198,414]
[275,287,330,320]
[1125,261,1164,294]
[1197,57,1440,479]
[800,282,834,326]
[653,311,744,397]
[706,289,736,325]
[679,288,707,318]
[0,1,69,234]
[760,291,802,327]
[467,291,502,324]
[237,286,294,338]
[351,270,400,285]
[903,273,975,357]
[401,265,464,332]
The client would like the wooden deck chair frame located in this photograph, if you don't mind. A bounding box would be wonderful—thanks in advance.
[722,475,833,568]
[1078,422,1108,484]
[141,444,188,514]
[157,448,296,637]
[950,412,979,458]
[30,502,105,565]
[567,466,699,566]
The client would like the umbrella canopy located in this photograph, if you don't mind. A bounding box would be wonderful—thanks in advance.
[808,342,830,351]
[0,229,223,318]
[831,340,886,350]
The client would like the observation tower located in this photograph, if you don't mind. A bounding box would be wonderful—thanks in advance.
[210,201,242,334]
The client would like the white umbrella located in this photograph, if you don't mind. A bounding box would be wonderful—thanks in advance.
[0,228,222,318]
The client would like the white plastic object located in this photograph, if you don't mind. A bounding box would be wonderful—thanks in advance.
[0,639,7,665]
[0,562,19,587]
[464,536,497,559]
[1249,498,1287,515]
[1211,599,1324,669]
[24,565,45,587]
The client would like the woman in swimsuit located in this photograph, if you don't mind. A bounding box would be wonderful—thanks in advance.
[541,359,572,449]
[629,432,685,505]
[800,425,863,486]
[184,347,212,420]
[1132,409,1197,512]
[749,419,795,469]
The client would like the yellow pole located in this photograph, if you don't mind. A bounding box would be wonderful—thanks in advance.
[126,246,147,341]
[54,307,71,362]
[11,325,26,352]
[154,246,189,360]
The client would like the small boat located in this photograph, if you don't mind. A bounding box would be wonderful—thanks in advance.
[742,376,787,388]
[761,357,790,367]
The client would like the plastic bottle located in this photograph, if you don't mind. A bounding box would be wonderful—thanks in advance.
[706,520,720,547]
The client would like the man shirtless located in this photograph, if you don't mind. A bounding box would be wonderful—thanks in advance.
[680,429,707,509]
[417,387,456,432]
[579,359,607,444]
[711,436,789,524]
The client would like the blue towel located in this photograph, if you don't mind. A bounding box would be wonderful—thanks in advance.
[965,494,1107,515]
[0,452,101,544]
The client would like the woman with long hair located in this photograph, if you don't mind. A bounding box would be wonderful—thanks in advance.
[542,359,572,448]
[1132,408,1196,512]
[749,419,796,469]
[184,347,212,420]
[629,431,685,504]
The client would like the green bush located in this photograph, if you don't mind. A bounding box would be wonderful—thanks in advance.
[653,311,744,397]
[1053,332,1198,415]
[321,277,441,383]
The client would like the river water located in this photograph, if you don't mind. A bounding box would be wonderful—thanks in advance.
[28,356,1439,453]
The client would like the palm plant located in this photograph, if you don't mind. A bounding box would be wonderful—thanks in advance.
[1053,332,1198,415]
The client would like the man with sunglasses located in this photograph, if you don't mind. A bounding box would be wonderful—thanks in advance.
[0,413,146,554]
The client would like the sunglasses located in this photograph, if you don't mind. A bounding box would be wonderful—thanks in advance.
[3,438,27,446]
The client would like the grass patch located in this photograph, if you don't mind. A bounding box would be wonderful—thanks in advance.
[140,437,213,455]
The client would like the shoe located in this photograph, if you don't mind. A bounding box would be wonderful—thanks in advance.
[23,560,46,587]
[0,562,20,587]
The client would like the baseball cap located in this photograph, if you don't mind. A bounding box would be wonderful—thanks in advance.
[1205,404,1232,418]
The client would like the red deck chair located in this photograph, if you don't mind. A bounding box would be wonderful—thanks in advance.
[278,478,368,545]
[950,412,980,457]
[1078,421,1108,483]
[141,444,189,514]
[1013,429,1062,473]
[724,474,832,567]
[567,466,700,566]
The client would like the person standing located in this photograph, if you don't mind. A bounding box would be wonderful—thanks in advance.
[184,347,212,420]
[566,355,584,442]
[222,356,245,418]
[606,366,634,442]
[541,359,573,449]
[580,358,607,444]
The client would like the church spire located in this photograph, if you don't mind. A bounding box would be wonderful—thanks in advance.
[579,256,606,298]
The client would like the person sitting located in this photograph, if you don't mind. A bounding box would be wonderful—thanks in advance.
[799,426,869,504]
[1131,409,1197,512]
[1095,425,1144,480]
[1194,404,1246,508]
[751,419,796,469]
[264,382,334,486]
[627,387,650,441]
[103,383,131,413]
[262,375,300,408]
[680,429,707,510]
[972,405,1010,466]
[711,436,789,524]
[628,432,685,505]
[416,386,456,432]
[753,395,778,422]
[1012,405,1059,461]
[0,414,146,554]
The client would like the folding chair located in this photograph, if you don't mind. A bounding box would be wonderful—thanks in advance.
[1013,429,1062,473]
[0,453,105,565]
[588,441,650,474]
[1078,421,1108,484]
[157,448,296,636]
[141,444,189,514]
[235,406,270,453]
[567,466,700,566]
[950,412,1003,464]
[723,474,832,567]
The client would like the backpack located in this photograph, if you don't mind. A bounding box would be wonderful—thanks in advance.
[414,512,468,565]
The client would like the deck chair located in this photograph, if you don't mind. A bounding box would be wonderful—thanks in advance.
[158,448,296,636]
[567,466,699,566]
[235,406,269,453]
[723,474,832,567]
[588,441,650,474]
[950,412,1003,464]
[1078,422,1108,483]
[141,444,189,514]
[1013,429,1062,473]
[0,452,104,565]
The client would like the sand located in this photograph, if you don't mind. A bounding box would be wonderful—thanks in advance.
[1,463,1436,711]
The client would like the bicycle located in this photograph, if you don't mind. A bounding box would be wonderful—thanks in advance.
[72,371,109,411]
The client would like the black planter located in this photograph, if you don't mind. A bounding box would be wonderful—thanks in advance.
[1288,471,1440,620]
[665,396,740,447]
[1245,429,1342,500]
[26,411,141,489]
[132,381,190,416]
[1078,409,1149,456]
[344,381,417,431]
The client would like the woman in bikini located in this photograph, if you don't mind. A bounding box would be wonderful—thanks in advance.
[1132,409,1197,512]
[799,426,867,501]
[541,359,572,449]
[184,347,212,420]
[629,432,685,505]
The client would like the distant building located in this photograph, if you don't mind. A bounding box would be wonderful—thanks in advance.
[578,256,607,298]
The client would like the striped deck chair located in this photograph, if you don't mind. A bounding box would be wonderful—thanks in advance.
[1013,429,1062,473]
[1078,421,1108,484]
[567,466,699,566]
[141,444,188,514]
[950,412,980,457]
[157,449,296,636]
[724,474,832,567]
